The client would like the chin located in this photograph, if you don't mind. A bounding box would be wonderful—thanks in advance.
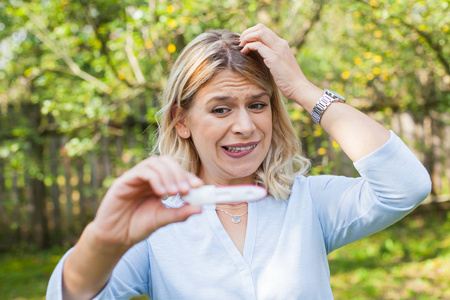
[225,165,260,180]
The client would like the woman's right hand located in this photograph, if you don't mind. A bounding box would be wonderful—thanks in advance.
[91,156,203,249]
[62,156,202,299]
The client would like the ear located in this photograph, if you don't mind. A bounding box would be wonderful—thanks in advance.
[172,104,190,139]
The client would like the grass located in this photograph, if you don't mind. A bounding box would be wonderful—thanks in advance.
[0,206,448,299]
[329,206,450,299]
[0,246,67,300]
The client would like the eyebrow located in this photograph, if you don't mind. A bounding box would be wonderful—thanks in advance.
[207,92,270,103]
[251,92,270,99]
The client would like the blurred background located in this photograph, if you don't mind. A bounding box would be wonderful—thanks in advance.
[0,0,449,299]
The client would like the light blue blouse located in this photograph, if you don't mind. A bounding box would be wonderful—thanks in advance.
[46,131,431,299]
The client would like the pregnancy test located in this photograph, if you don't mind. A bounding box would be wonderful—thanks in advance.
[181,185,267,205]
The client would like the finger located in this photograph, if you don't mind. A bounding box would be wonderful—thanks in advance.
[240,23,267,41]
[156,204,203,228]
[112,168,166,198]
[240,24,280,45]
[114,156,197,200]
[143,156,196,195]
[241,41,274,59]
[187,173,204,188]
[143,158,182,195]
[158,156,192,195]
[139,169,167,197]
[128,200,202,243]
[240,29,279,49]
[137,200,202,232]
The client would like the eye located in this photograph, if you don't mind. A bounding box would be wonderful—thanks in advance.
[211,106,231,115]
[248,102,268,110]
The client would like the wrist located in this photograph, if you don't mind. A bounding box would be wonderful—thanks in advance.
[86,221,131,256]
[62,223,130,298]
[291,81,323,112]
[311,89,346,125]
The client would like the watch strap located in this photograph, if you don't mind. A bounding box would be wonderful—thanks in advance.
[311,89,345,125]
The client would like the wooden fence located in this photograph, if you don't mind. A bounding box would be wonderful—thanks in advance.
[0,107,448,250]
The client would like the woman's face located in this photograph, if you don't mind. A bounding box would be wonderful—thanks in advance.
[181,70,273,186]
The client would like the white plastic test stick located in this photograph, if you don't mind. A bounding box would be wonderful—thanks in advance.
[181,185,267,206]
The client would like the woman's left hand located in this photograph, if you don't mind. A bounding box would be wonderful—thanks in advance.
[240,24,320,107]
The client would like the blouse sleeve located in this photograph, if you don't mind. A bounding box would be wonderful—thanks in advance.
[309,131,431,254]
[46,239,151,299]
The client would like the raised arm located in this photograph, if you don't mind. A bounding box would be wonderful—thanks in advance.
[240,24,431,253]
[239,24,390,161]
[59,156,203,299]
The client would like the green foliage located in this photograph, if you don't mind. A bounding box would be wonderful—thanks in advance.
[0,246,68,299]
[1,0,448,128]
[1,0,448,140]
[0,1,448,295]
[329,209,450,299]
[0,0,448,248]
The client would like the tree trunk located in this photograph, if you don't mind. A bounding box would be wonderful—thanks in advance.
[127,127,137,166]
[431,113,442,195]
[413,116,425,163]
[24,172,33,244]
[76,157,87,228]
[30,173,50,249]
[49,131,62,245]
[0,108,6,220]
[444,115,450,197]
[11,171,21,243]
[0,159,5,220]
[423,115,434,195]
[62,139,75,234]
[101,135,112,179]
[89,151,99,215]
[115,135,124,172]
[23,101,50,249]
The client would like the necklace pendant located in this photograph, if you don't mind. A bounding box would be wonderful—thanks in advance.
[232,216,241,224]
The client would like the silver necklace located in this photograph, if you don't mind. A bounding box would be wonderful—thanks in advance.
[215,207,248,224]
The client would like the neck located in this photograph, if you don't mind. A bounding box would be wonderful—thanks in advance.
[198,168,256,187]
[216,202,248,208]
[215,202,248,213]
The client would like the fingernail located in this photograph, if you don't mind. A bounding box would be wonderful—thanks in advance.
[181,182,190,191]
[190,177,203,186]
[170,184,178,193]
[159,186,167,194]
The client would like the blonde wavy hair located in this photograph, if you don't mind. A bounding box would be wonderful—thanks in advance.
[154,30,310,200]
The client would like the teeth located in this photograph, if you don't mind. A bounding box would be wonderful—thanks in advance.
[226,145,256,152]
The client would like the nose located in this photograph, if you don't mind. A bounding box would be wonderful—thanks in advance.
[231,109,256,136]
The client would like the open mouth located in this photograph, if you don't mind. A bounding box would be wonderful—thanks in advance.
[222,144,257,153]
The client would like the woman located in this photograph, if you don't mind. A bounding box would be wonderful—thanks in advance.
[47,24,431,299]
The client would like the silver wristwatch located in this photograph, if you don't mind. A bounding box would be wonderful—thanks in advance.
[311,89,346,125]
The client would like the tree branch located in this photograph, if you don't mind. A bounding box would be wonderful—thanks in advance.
[79,1,134,88]
[400,20,450,76]
[26,12,111,93]
[289,0,324,51]
[124,17,146,84]
[352,0,449,76]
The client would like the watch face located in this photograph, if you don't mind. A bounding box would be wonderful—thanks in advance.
[325,89,345,100]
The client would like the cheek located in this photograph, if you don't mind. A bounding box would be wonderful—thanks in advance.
[260,112,273,135]
[189,121,220,153]
[190,119,218,139]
